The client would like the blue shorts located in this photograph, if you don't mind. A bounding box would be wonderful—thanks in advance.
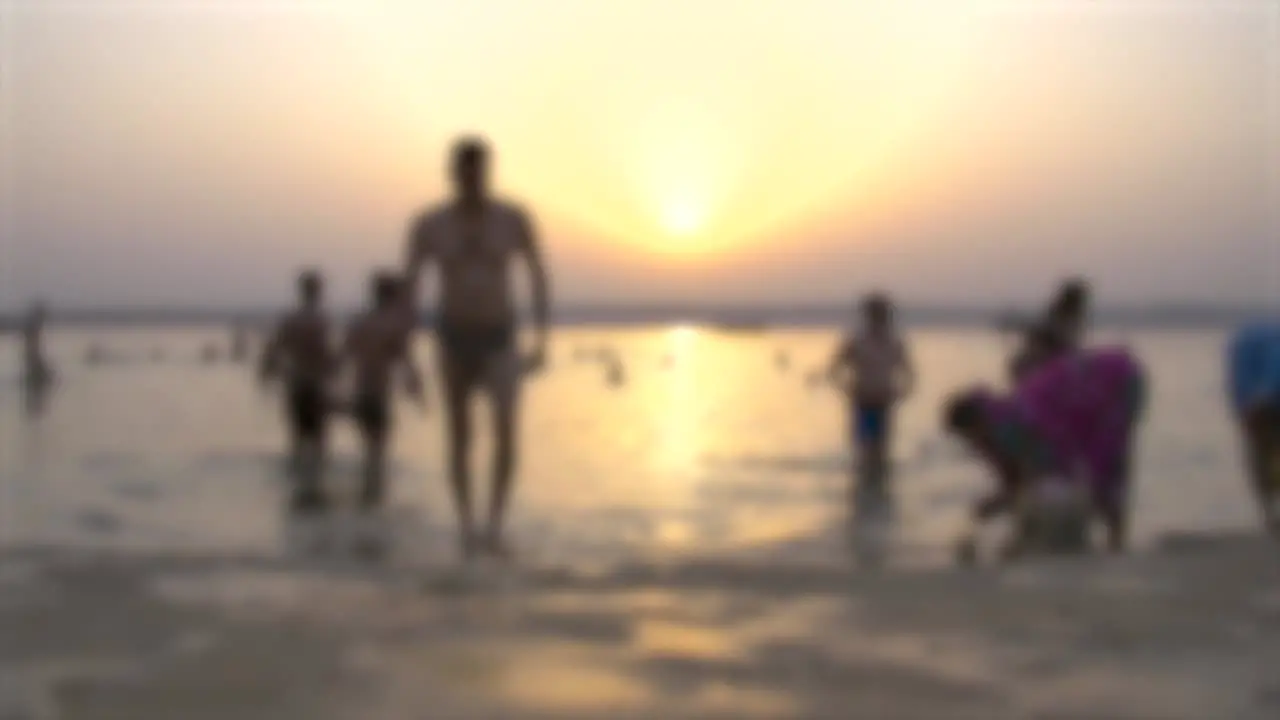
[854,403,891,445]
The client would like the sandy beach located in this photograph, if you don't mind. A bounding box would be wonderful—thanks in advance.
[2,531,1278,720]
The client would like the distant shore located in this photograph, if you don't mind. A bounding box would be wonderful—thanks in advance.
[0,303,1267,333]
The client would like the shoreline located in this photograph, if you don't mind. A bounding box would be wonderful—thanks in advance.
[3,531,1278,719]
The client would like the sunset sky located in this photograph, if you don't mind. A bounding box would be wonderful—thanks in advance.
[1,0,1276,310]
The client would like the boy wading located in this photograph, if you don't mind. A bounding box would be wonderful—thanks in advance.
[338,272,426,511]
[828,294,914,495]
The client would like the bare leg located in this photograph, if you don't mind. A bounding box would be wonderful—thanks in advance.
[1102,459,1132,553]
[847,405,863,496]
[1001,495,1033,561]
[292,438,326,513]
[484,356,521,558]
[288,431,301,467]
[862,441,888,496]
[348,420,390,560]
[286,422,304,475]
[359,434,388,511]
[1101,505,1127,552]
[1245,420,1280,533]
[443,366,478,559]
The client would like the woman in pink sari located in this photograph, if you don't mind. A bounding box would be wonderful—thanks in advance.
[945,347,1146,554]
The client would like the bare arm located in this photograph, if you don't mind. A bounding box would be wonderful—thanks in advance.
[974,455,1023,521]
[395,333,429,409]
[896,339,916,399]
[333,320,359,382]
[401,214,432,333]
[516,208,551,360]
[957,451,1024,563]
[320,318,341,380]
[258,320,285,382]
[826,338,854,388]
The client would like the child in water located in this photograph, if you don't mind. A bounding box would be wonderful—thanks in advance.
[336,271,427,511]
[828,294,915,493]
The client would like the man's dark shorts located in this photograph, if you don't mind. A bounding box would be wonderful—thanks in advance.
[287,382,328,440]
[436,320,516,385]
[353,393,391,442]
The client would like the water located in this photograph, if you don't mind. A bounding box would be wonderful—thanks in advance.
[0,325,1258,569]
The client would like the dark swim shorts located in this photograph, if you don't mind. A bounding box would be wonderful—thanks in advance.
[436,320,516,382]
[352,393,391,441]
[854,403,892,444]
[286,382,328,440]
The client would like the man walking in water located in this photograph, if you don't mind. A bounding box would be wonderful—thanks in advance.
[259,270,334,513]
[403,138,551,560]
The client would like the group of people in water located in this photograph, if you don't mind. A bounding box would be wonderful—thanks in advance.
[826,274,1276,562]
[258,138,549,561]
[10,136,1280,565]
[946,283,1146,560]
[821,280,1127,560]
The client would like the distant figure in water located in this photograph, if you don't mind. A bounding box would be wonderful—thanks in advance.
[605,359,625,387]
[200,344,220,364]
[20,301,54,418]
[827,293,915,495]
[21,301,53,387]
[946,347,1146,561]
[1227,322,1280,534]
[804,368,825,389]
[1010,278,1089,382]
[85,342,108,365]
[402,137,552,560]
[260,270,335,513]
[336,272,427,511]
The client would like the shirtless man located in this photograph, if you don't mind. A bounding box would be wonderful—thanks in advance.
[337,272,426,511]
[403,138,551,559]
[259,270,334,512]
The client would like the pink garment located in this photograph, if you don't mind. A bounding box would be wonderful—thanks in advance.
[1011,347,1145,505]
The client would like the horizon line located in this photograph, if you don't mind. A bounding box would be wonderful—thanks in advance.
[1,300,1272,330]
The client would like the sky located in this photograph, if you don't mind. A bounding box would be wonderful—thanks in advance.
[0,0,1277,310]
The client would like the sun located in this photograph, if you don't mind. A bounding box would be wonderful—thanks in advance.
[660,199,706,238]
[359,2,987,260]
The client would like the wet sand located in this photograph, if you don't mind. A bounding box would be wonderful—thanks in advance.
[2,532,1279,719]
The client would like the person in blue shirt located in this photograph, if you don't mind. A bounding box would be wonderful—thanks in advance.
[1227,321,1280,534]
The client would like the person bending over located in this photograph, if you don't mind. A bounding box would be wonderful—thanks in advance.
[945,347,1145,559]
